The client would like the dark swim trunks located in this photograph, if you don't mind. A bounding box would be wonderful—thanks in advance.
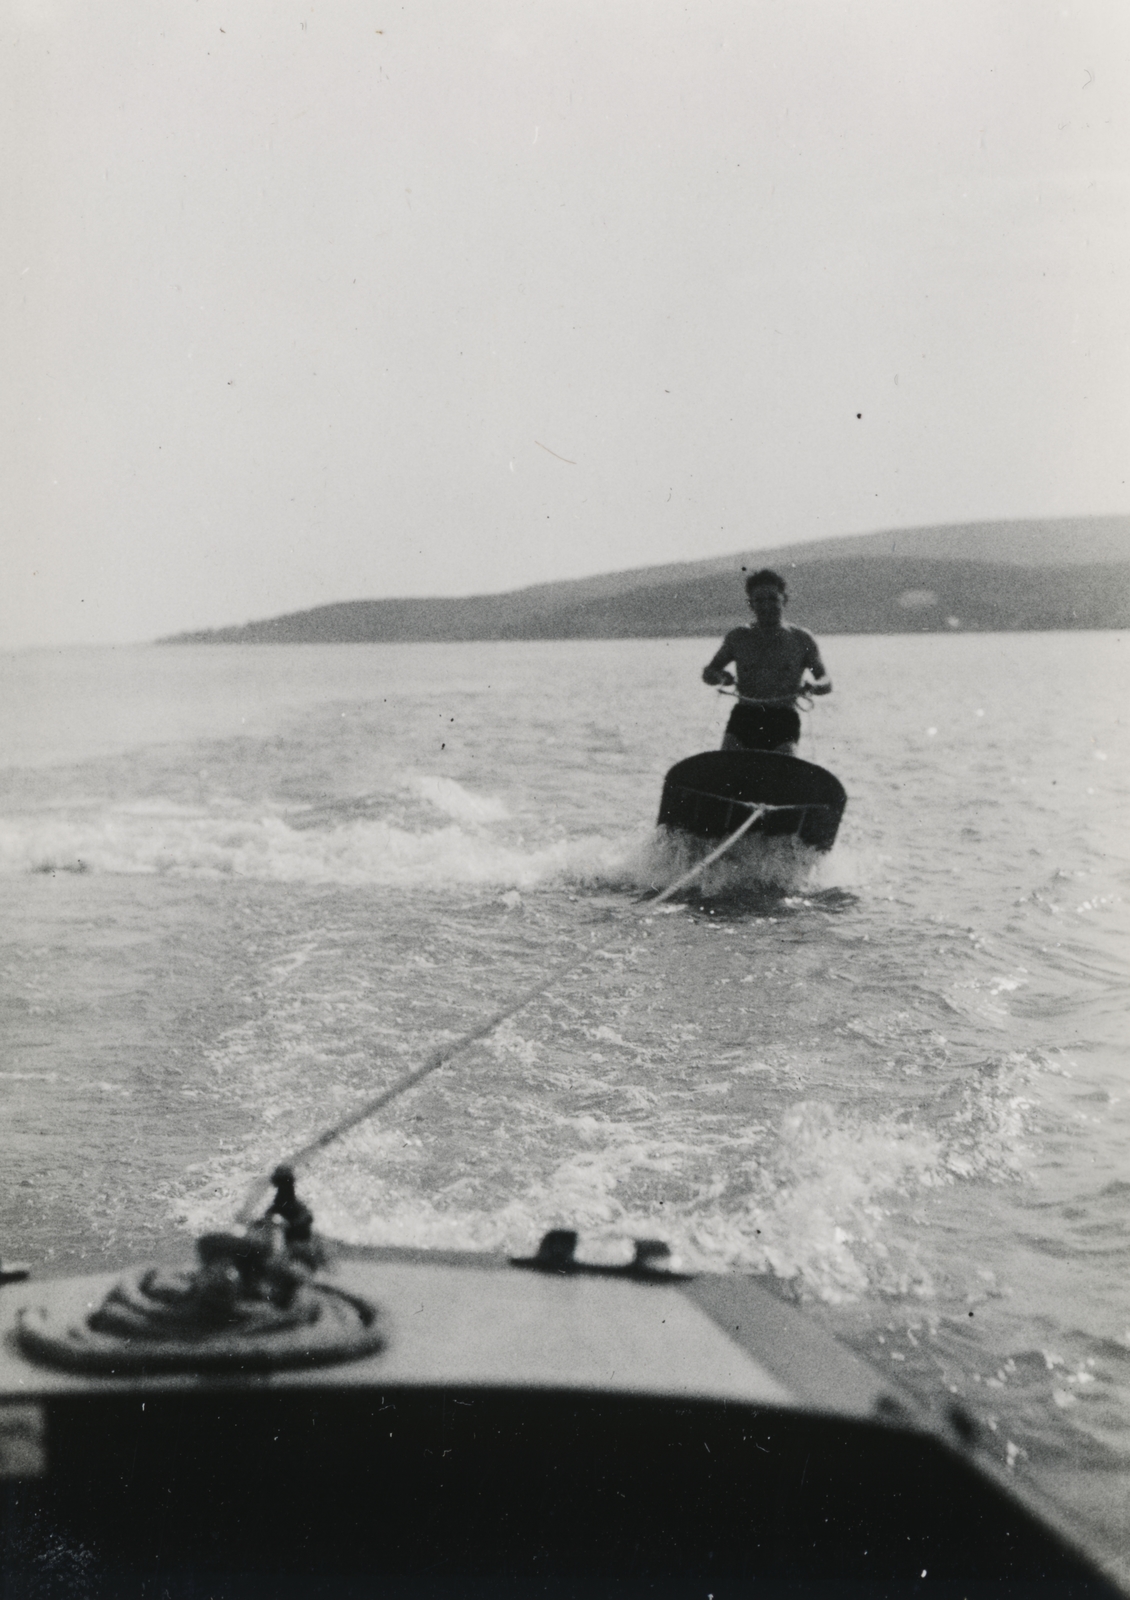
[725,702,801,751]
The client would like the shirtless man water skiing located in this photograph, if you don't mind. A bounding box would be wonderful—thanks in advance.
[701,569,831,754]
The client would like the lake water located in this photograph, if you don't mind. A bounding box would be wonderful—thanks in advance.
[1,632,1128,1574]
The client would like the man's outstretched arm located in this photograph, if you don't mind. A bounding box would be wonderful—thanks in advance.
[702,635,736,686]
[804,636,832,695]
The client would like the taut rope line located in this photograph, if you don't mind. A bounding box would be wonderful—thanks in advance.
[234,804,772,1223]
[638,804,765,904]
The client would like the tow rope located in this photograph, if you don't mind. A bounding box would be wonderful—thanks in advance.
[234,803,774,1223]
[16,802,778,1373]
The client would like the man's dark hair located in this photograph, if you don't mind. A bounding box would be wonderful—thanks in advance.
[744,568,788,598]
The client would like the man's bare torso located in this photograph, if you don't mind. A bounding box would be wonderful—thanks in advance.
[716,624,822,701]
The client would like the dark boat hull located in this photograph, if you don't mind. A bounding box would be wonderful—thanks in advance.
[0,1245,1121,1597]
[658,750,847,851]
[3,1386,1113,1597]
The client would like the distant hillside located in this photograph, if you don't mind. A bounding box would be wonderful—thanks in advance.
[163,516,1130,643]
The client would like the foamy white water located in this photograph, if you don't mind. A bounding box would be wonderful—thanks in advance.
[2,633,1128,1572]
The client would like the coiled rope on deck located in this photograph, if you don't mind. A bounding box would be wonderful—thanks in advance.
[234,804,769,1224]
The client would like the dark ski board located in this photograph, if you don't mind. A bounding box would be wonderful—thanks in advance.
[658,751,847,852]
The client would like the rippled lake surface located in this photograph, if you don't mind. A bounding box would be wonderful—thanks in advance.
[2,631,1127,1571]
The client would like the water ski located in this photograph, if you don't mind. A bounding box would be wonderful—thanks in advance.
[658,750,847,852]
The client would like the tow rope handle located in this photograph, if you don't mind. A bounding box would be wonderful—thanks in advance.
[716,687,815,710]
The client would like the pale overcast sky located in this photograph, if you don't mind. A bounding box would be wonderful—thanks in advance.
[4,0,1128,647]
